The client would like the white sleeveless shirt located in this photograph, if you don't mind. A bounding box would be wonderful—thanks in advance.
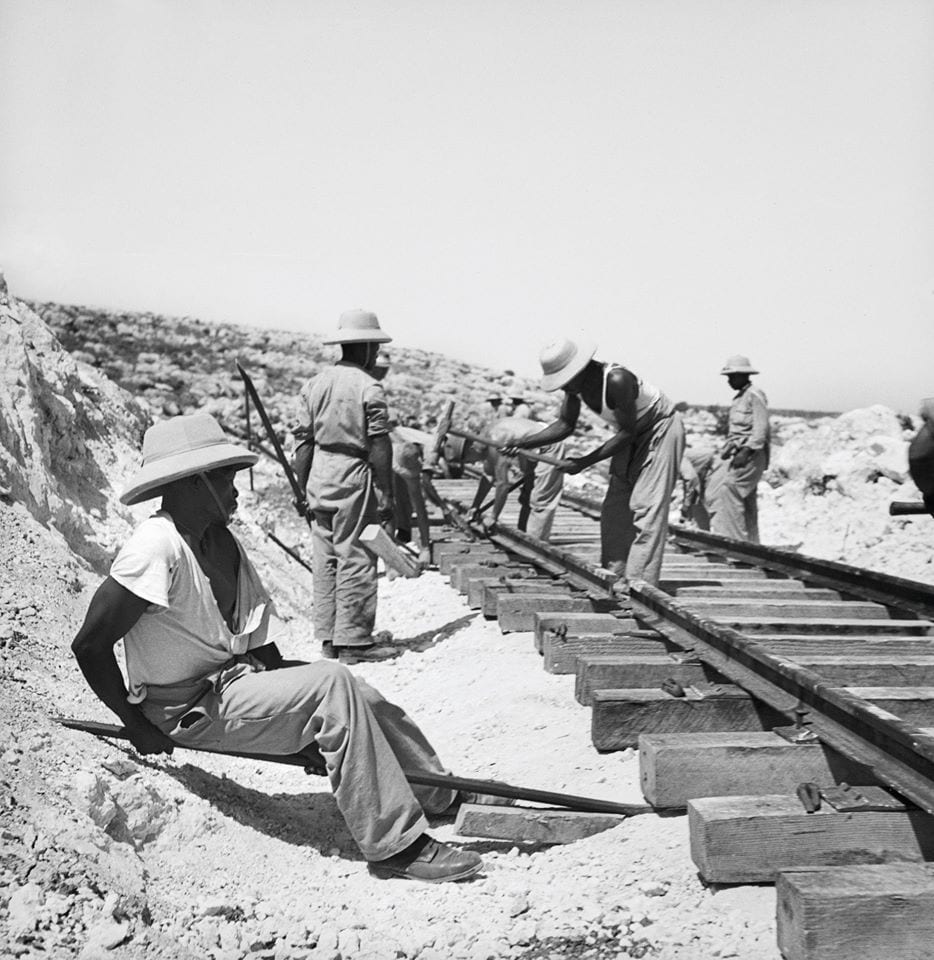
[596,364,673,432]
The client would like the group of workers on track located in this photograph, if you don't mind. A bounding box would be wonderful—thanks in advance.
[71,305,930,885]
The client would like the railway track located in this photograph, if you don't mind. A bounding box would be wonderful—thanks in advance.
[426,476,934,957]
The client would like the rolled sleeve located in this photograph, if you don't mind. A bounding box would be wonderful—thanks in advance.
[747,392,769,451]
[364,384,390,438]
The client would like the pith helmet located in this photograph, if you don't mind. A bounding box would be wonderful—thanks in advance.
[539,338,597,392]
[322,309,393,345]
[120,413,257,505]
[720,354,759,375]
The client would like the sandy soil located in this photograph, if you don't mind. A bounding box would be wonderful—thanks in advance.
[0,473,792,960]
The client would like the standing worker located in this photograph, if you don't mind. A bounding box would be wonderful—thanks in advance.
[908,398,934,518]
[679,446,716,530]
[504,338,685,587]
[705,355,770,543]
[294,310,396,664]
[469,411,566,541]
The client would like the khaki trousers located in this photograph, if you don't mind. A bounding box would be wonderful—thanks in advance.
[312,492,378,647]
[705,449,767,543]
[142,659,455,861]
[517,458,563,542]
[601,413,685,586]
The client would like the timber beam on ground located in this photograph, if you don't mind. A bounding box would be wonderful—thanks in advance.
[639,731,879,809]
[481,579,576,617]
[454,804,630,844]
[776,863,934,960]
[688,792,934,884]
[449,562,536,593]
[591,685,788,751]
[544,630,668,675]
[477,521,621,599]
[630,581,934,814]
[533,612,633,653]
[577,654,934,704]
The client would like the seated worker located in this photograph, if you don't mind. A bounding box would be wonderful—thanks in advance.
[679,446,716,530]
[469,413,566,541]
[70,413,482,883]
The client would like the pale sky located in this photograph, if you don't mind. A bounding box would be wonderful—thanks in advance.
[1,0,932,413]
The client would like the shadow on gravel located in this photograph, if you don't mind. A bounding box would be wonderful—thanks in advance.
[359,612,480,663]
[161,762,363,859]
[391,612,479,654]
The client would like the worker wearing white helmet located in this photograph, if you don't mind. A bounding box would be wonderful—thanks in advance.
[505,338,685,587]
[704,355,770,543]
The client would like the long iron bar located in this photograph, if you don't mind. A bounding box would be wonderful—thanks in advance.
[57,718,651,817]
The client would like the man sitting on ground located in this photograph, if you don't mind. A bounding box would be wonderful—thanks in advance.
[71,413,483,883]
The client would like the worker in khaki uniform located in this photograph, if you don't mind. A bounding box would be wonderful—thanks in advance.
[370,352,433,568]
[504,338,685,587]
[679,446,716,530]
[469,414,566,541]
[294,310,396,663]
[705,355,770,543]
[908,398,934,518]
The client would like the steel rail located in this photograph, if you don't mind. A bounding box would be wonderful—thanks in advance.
[630,581,934,814]
[666,523,934,622]
[479,522,620,598]
[557,488,934,621]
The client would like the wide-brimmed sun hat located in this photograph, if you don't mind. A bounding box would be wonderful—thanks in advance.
[539,338,597,392]
[120,413,258,506]
[720,355,759,375]
[322,309,392,345]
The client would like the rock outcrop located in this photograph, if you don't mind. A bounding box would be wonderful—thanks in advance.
[0,277,150,570]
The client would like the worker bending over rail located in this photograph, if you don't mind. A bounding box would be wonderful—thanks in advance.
[470,411,566,541]
[704,355,770,543]
[71,414,483,884]
[504,338,685,587]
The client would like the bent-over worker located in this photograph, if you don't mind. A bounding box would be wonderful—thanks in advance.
[294,310,397,663]
[505,338,685,587]
[704,355,770,543]
[469,414,565,541]
[71,413,483,883]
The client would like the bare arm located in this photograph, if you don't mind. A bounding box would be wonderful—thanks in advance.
[71,578,176,755]
[569,367,638,469]
[369,433,396,523]
[490,450,514,522]
[507,393,582,450]
[293,437,314,498]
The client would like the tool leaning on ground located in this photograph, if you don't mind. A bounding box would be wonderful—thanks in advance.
[56,718,651,817]
[236,362,422,578]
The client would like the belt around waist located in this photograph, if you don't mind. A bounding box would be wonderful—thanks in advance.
[316,442,369,459]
